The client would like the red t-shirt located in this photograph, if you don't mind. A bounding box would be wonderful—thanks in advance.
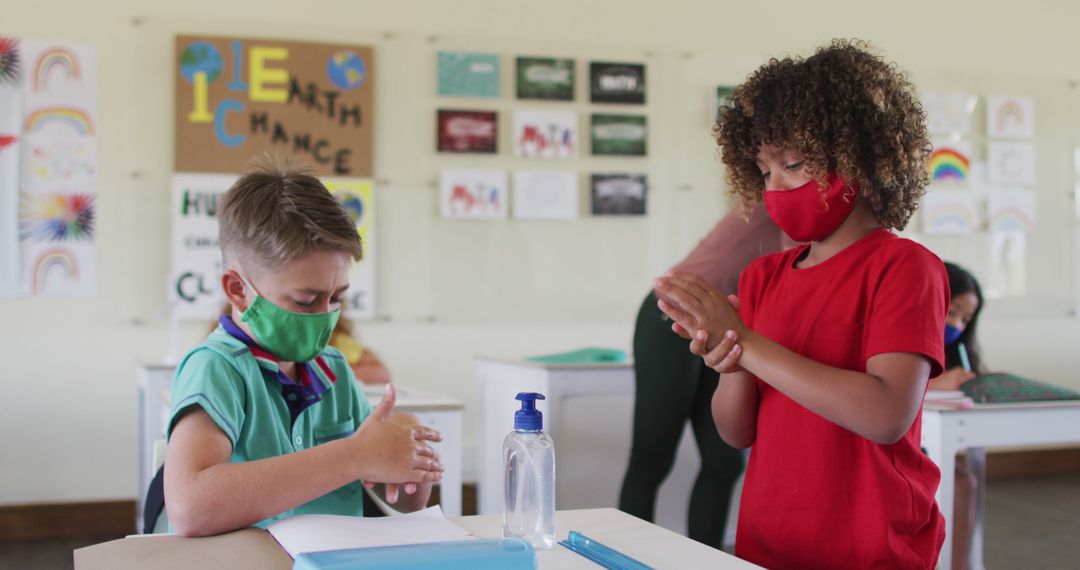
[734,228,948,569]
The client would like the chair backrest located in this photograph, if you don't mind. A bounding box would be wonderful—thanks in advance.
[142,464,166,534]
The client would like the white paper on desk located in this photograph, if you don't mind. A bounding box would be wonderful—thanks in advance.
[266,507,475,559]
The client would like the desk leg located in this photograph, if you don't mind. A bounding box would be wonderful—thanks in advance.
[922,413,956,570]
[965,447,987,570]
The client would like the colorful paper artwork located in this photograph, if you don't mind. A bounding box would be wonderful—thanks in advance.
[513,110,577,159]
[928,140,972,184]
[590,114,646,157]
[589,62,645,105]
[175,36,374,176]
[21,136,96,191]
[19,192,94,242]
[591,174,646,216]
[987,141,1036,188]
[0,72,21,295]
[0,37,20,87]
[986,96,1035,139]
[512,171,579,220]
[22,242,96,296]
[439,169,509,220]
[437,109,497,154]
[987,189,1036,233]
[921,189,979,235]
[170,173,233,319]
[324,179,375,319]
[437,51,499,98]
[921,91,977,135]
[516,57,574,101]
[16,40,98,296]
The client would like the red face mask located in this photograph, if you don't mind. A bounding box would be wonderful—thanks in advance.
[763,173,858,242]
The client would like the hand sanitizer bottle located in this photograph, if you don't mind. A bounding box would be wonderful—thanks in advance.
[502,392,555,549]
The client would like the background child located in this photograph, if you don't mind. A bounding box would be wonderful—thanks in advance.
[654,40,948,567]
[165,159,443,537]
[929,261,985,570]
[931,262,985,391]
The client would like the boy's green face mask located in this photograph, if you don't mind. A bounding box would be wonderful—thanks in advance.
[237,274,340,363]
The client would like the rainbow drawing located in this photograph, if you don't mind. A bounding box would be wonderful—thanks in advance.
[20,193,95,242]
[32,246,80,293]
[923,203,976,234]
[24,107,95,136]
[989,208,1034,233]
[33,46,80,91]
[996,100,1025,134]
[928,147,970,183]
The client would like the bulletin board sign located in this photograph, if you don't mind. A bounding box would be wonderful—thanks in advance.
[174,35,374,177]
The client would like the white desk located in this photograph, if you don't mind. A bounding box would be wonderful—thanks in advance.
[455,508,760,569]
[475,356,706,538]
[921,401,1080,570]
[137,364,465,518]
[75,508,761,569]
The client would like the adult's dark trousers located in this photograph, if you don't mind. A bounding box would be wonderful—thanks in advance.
[618,291,745,549]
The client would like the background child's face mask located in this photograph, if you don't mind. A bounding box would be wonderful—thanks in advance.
[764,173,858,242]
[237,273,339,362]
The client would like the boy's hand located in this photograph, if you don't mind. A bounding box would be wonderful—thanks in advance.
[691,329,744,374]
[929,367,977,391]
[654,273,746,348]
[351,384,444,485]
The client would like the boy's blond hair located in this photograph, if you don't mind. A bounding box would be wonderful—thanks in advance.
[218,156,362,274]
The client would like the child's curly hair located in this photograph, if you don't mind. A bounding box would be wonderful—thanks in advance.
[714,39,931,230]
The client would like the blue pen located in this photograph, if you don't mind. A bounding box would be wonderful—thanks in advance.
[958,342,972,373]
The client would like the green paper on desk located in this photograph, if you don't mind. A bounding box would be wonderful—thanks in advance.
[527,347,628,365]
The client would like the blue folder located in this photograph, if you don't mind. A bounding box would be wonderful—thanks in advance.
[292,538,537,570]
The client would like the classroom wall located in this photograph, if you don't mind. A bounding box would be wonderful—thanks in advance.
[2,0,1079,505]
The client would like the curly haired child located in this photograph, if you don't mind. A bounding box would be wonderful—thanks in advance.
[654,40,948,568]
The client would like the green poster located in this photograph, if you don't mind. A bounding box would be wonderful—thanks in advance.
[516,56,574,101]
[591,114,646,157]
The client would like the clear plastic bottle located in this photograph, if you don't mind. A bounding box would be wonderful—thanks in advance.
[502,392,556,550]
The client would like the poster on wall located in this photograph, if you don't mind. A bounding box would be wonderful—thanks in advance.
[170,173,233,319]
[988,189,1036,233]
[927,140,972,185]
[515,56,574,101]
[512,170,578,220]
[986,96,1035,139]
[921,189,979,235]
[987,141,1036,188]
[18,40,98,296]
[990,229,1027,297]
[714,85,735,121]
[590,114,646,157]
[921,91,977,136]
[174,35,374,177]
[437,51,499,98]
[439,169,508,220]
[513,109,577,159]
[591,173,646,216]
[589,62,645,105]
[0,40,22,295]
[324,179,375,320]
[437,109,497,154]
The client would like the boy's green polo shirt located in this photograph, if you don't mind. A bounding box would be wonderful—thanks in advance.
[166,327,373,527]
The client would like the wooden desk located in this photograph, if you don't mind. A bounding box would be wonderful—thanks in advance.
[74,508,761,569]
[922,401,1080,570]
